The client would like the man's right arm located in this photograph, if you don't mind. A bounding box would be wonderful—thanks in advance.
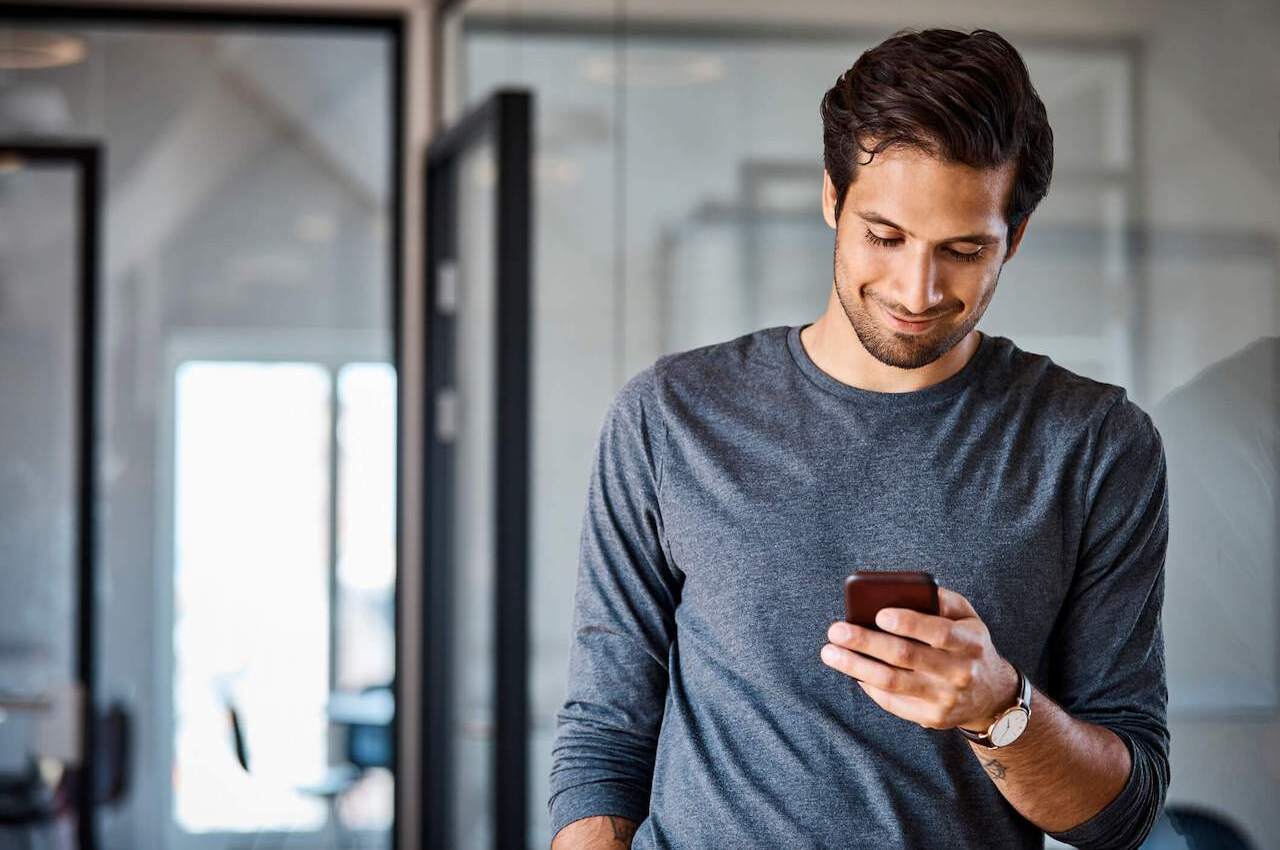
[547,366,681,847]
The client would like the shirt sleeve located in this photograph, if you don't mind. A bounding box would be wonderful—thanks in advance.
[1044,394,1172,850]
[547,364,682,840]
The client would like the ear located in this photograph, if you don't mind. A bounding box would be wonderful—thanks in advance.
[1003,215,1031,262]
[821,169,839,231]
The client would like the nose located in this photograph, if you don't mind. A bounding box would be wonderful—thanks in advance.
[893,247,945,317]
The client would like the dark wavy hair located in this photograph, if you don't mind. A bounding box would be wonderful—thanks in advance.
[820,28,1054,246]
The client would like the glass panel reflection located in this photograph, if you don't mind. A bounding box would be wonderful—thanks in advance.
[0,159,81,837]
[451,138,498,850]
[0,17,397,849]
[456,12,1280,849]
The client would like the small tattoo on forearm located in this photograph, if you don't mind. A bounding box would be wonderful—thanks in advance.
[981,756,1007,781]
[609,816,638,844]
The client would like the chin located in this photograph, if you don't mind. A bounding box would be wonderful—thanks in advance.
[859,312,970,370]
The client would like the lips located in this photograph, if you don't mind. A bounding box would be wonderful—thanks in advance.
[879,301,942,333]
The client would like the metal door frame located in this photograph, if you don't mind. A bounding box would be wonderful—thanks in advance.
[0,141,102,850]
[423,89,532,850]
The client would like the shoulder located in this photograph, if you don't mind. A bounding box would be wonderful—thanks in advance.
[593,328,779,498]
[647,325,790,412]
[604,325,788,458]
[985,334,1156,443]
[652,325,788,384]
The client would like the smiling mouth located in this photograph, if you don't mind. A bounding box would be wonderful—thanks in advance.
[878,301,946,332]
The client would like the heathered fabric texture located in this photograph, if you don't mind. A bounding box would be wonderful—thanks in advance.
[549,325,1170,849]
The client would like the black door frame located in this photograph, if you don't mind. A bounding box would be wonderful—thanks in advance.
[423,89,532,850]
[0,141,101,850]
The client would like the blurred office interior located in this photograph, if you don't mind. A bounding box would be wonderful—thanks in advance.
[0,0,1276,848]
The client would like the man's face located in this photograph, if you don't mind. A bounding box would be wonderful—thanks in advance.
[822,146,1027,370]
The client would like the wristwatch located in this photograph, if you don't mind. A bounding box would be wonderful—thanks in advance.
[957,666,1031,749]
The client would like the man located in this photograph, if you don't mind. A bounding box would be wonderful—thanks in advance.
[549,28,1169,850]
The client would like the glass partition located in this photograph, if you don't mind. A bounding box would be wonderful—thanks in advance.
[446,5,1280,848]
[0,14,400,850]
[0,149,92,849]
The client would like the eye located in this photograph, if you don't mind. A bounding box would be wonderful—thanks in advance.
[863,229,901,248]
[945,245,985,263]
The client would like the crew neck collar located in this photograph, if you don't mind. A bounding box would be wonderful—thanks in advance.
[785,323,995,407]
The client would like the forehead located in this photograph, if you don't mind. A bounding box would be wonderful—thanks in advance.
[845,146,1016,235]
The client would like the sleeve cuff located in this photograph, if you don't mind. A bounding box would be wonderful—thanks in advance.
[549,780,650,841]
[1045,728,1160,849]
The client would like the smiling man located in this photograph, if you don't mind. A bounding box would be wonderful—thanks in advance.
[549,28,1169,850]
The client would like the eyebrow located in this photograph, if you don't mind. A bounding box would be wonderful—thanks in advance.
[856,209,1001,246]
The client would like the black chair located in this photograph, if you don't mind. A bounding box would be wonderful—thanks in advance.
[0,757,68,850]
[0,701,128,850]
[337,686,393,772]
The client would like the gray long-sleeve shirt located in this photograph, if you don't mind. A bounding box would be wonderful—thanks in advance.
[549,324,1170,849]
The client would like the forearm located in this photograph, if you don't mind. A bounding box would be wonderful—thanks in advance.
[965,681,1130,833]
[551,815,639,850]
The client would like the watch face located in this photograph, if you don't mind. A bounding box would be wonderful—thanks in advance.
[991,709,1028,747]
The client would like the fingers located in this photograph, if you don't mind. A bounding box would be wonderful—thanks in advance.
[820,642,939,700]
[937,587,978,620]
[871,608,970,652]
[857,680,947,729]
[827,620,953,676]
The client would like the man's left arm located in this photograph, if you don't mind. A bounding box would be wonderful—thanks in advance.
[821,597,1153,847]
[820,397,1170,850]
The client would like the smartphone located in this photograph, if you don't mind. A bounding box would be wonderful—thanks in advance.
[844,571,939,632]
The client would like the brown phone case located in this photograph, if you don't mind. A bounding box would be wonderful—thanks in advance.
[844,571,939,632]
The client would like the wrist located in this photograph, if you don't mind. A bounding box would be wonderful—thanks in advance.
[960,658,1019,731]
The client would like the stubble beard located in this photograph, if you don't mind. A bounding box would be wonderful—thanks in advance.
[832,233,999,370]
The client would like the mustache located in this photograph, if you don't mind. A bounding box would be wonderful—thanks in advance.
[865,292,960,321]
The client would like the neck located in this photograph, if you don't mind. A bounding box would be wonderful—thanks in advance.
[800,287,982,393]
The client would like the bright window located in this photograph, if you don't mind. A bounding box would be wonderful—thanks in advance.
[173,361,332,833]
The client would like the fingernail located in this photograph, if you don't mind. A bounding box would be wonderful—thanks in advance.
[831,623,852,642]
[876,610,896,629]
